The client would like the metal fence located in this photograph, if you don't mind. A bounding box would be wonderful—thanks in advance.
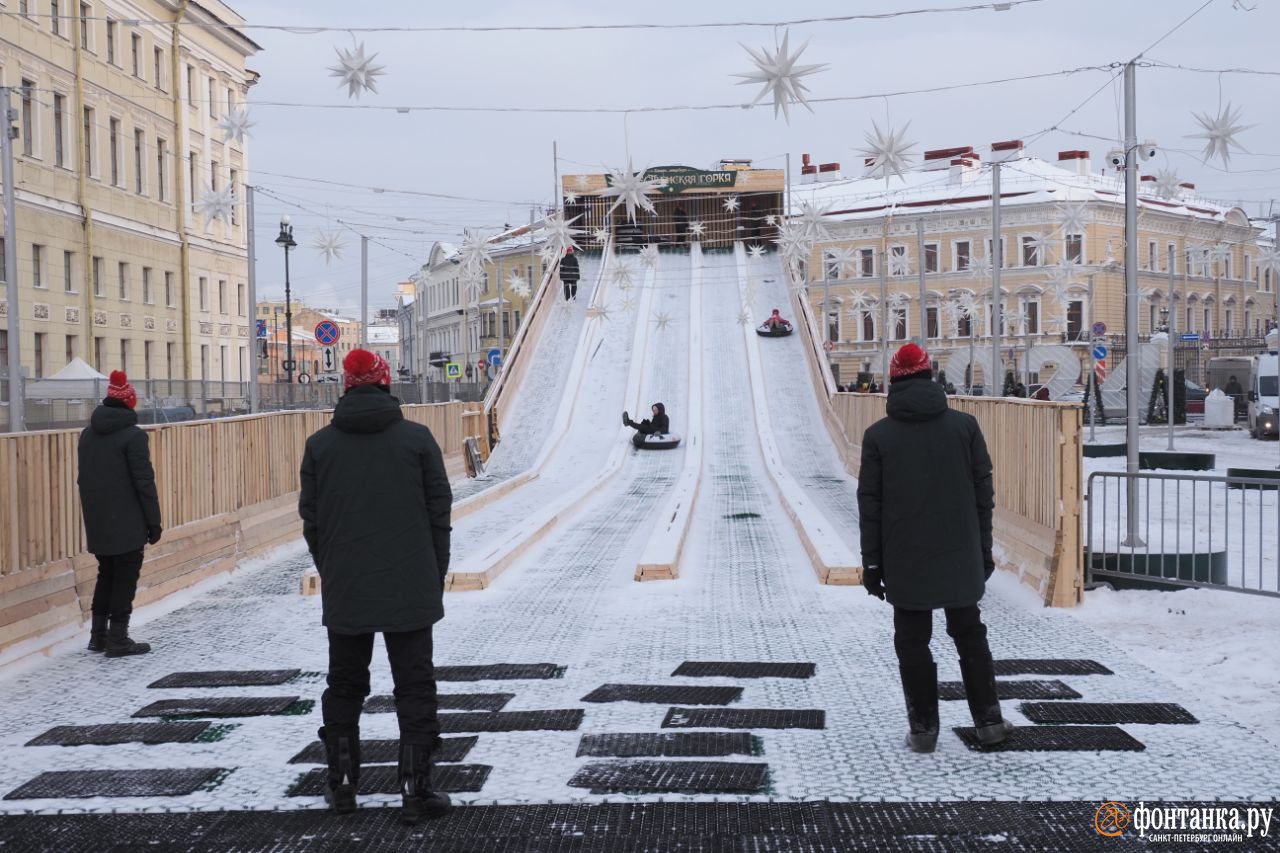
[1086,471,1279,597]
[1106,336,1267,389]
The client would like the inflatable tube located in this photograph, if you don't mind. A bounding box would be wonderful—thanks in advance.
[756,322,793,337]
[633,432,682,450]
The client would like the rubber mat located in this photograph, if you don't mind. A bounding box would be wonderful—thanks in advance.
[671,662,816,679]
[25,722,211,747]
[568,760,768,794]
[993,659,1113,676]
[576,732,755,758]
[938,680,1082,701]
[364,693,514,713]
[1020,702,1199,725]
[662,708,825,729]
[147,670,300,689]
[440,709,584,733]
[286,764,491,796]
[288,736,479,765]
[581,684,742,705]
[953,725,1145,752]
[4,768,226,800]
[132,697,300,718]
[435,664,563,681]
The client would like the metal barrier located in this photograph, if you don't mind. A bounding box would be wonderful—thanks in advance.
[1086,470,1280,597]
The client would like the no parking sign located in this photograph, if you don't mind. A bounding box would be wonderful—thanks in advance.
[314,320,341,346]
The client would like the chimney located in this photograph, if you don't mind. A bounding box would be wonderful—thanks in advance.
[818,162,842,182]
[923,146,977,171]
[949,158,979,185]
[1058,149,1091,176]
[800,163,818,184]
[802,153,812,167]
[990,139,1023,163]
[1179,181,1196,191]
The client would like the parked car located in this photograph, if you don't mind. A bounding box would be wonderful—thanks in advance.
[1184,380,1207,415]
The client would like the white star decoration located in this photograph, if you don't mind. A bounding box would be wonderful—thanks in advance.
[541,212,583,256]
[1024,233,1053,266]
[967,252,993,280]
[611,262,635,291]
[1045,258,1078,287]
[640,244,660,268]
[765,214,777,227]
[1210,243,1232,268]
[824,246,857,280]
[618,292,637,313]
[886,291,909,309]
[847,289,872,313]
[747,244,766,261]
[313,230,346,266]
[688,220,706,238]
[575,175,590,188]
[459,229,493,283]
[1259,246,1280,276]
[586,303,612,321]
[329,42,386,99]
[1153,169,1182,200]
[1186,242,1207,277]
[734,29,828,123]
[653,310,673,331]
[858,121,915,182]
[888,251,911,277]
[592,228,610,244]
[599,159,664,223]
[723,196,740,212]
[1188,102,1253,168]
[737,309,752,327]
[507,272,531,300]
[216,108,253,144]
[774,222,812,270]
[1057,203,1089,237]
[194,184,234,227]
[797,200,832,242]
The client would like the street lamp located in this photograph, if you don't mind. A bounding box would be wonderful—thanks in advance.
[275,217,297,390]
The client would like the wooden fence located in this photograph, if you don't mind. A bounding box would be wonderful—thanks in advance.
[0,402,477,659]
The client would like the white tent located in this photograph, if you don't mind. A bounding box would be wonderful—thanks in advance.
[24,358,110,399]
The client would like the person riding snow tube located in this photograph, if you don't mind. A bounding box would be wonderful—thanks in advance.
[756,308,793,337]
[623,403,680,449]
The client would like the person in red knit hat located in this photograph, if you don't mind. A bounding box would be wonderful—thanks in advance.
[300,348,453,823]
[857,343,1012,753]
[77,370,162,657]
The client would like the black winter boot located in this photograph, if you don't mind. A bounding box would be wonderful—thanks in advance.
[622,411,633,428]
[318,726,360,814]
[398,741,451,825]
[898,662,940,753]
[87,614,109,653]
[959,655,1014,745]
[104,617,150,657]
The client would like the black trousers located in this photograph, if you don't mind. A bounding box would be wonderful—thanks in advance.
[90,549,145,618]
[322,626,440,746]
[893,604,992,667]
[562,279,578,300]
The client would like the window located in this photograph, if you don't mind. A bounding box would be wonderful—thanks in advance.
[18,0,29,16]
[924,243,939,273]
[92,256,103,296]
[65,334,77,364]
[32,244,44,289]
[1065,234,1083,263]
[164,271,173,307]
[229,169,238,225]
[0,238,5,283]
[156,137,167,200]
[200,345,209,380]
[106,19,116,64]
[827,309,840,343]
[33,333,45,378]
[1025,299,1040,335]
[52,94,67,168]
[153,47,165,91]
[859,310,874,342]
[120,338,128,373]
[93,337,104,370]
[189,152,199,197]
[144,340,153,379]
[1067,300,1084,339]
[108,117,120,185]
[1204,306,1212,336]
[20,80,35,157]
[1021,236,1039,267]
[1223,255,1231,280]
[1186,303,1195,332]
[957,309,972,338]
[199,276,208,311]
[226,86,234,111]
[1147,241,1157,271]
[217,279,226,314]
[1168,242,1177,275]
[142,267,152,304]
[82,107,94,175]
[207,77,217,117]
[210,160,219,191]
[117,261,128,299]
[50,0,61,37]
[859,248,874,277]
[79,3,90,50]
[892,306,908,340]
[133,129,145,194]
[166,342,174,378]
[131,33,143,79]
[823,250,842,280]
[236,282,245,315]
[986,237,1006,268]
[63,250,74,292]
[186,64,196,104]
[954,240,971,271]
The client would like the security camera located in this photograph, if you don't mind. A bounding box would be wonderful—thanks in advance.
[1106,149,1126,169]
[1138,140,1158,161]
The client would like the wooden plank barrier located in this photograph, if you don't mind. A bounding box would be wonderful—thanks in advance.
[0,402,472,660]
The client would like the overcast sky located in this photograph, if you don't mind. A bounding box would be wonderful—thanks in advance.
[238,0,1280,317]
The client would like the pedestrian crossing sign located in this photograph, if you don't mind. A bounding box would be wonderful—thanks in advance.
[445,362,462,380]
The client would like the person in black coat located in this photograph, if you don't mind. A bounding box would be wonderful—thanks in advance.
[559,246,581,300]
[77,370,162,658]
[623,402,670,448]
[856,343,1012,753]
[299,349,453,824]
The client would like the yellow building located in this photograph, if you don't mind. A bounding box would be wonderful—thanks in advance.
[0,0,259,386]
[254,300,361,381]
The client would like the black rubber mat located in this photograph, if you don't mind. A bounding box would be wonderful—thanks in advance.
[132,696,300,718]
[938,680,1082,701]
[672,661,816,679]
[581,684,742,705]
[662,707,825,729]
[364,693,513,713]
[25,722,212,747]
[147,669,300,689]
[435,664,562,681]
[288,736,478,765]
[286,764,490,797]
[993,659,1113,676]
[4,768,226,800]
[576,732,755,758]
[1020,702,1199,725]
[440,709,583,733]
[568,761,768,794]
[953,725,1145,752]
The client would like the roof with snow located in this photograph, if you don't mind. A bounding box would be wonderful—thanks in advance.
[367,325,399,345]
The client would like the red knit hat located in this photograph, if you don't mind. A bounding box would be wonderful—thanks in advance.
[106,370,137,409]
[889,343,932,381]
[343,348,391,390]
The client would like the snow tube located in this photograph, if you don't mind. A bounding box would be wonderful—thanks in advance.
[633,432,681,450]
[756,321,793,337]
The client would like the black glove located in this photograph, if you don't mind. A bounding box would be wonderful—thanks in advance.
[863,566,886,600]
[983,557,995,581]
[147,525,163,545]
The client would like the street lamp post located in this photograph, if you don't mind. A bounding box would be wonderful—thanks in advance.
[275,218,297,403]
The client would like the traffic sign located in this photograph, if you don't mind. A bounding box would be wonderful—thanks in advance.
[1181,333,1201,342]
[823,340,835,353]
[256,319,267,339]
[1095,359,1108,382]
[314,320,341,346]
[320,346,337,374]
[1092,345,1107,361]
[282,359,297,372]
[486,348,502,366]
[445,362,462,380]
[1091,321,1107,337]
[297,372,311,385]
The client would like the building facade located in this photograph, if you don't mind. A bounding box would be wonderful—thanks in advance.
[254,300,360,382]
[0,0,259,388]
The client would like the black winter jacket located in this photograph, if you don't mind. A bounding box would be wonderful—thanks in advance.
[77,401,162,556]
[634,402,670,436]
[299,386,453,634]
[856,376,994,611]
[559,253,581,284]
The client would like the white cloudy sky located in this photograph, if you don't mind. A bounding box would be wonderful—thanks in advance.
[237,0,1280,316]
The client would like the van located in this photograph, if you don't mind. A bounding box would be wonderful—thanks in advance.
[1247,349,1279,439]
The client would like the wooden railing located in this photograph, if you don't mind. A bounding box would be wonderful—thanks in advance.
[0,402,476,659]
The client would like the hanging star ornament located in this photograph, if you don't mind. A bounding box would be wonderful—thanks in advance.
[194,184,234,227]
[611,262,635,291]
[652,310,673,331]
[618,292,637,314]
[765,214,777,227]
[1210,242,1232,268]
[847,289,872,315]
[1258,246,1280,276]
[539,245,561,265]
[1045,258,1078,288]
[737,309,752,327]
[734,29,829,123]
[1188,102,1253,169]
[216,108,253,144]
[688,220,706,238]
[586,303,612,321]
[458,229,493,282]
[888,251,911,278]
[313,231,346,266]
[1057,203,1089,236]
[1153,169,1182,200]
[640,244,660,268]
[886,291,909,309]
[723,196,740,213]
[592,228,610,244]
[329,41,386,99]
[747,244,766,261]
[774,222,812,270]
[1025,233,1053,266]
[599,159,664,223]
[563,191,578,205]
[507,272,531,300]
[967,252,993,280]
[796,200,832,243]
[858,121,916,182]
[575,175,590,188]
[824,246,857,279]
[541,212,583,256]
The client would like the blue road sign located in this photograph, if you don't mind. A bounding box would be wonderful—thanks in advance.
[256,319,267,339]
[314,320,341,346]
[486,348,501,366]
[1092,345,1107,361]
[1092,321,1107,337]
[1181,333,1201,342]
